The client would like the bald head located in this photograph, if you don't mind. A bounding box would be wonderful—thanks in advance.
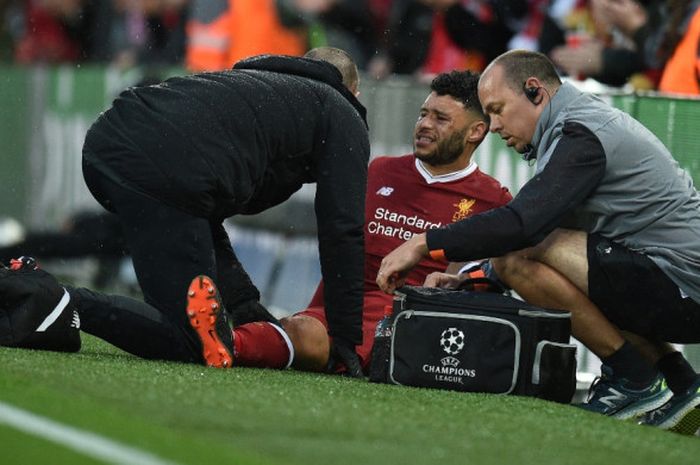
[304,47,360,95]
[477,50,564,154]
[483,49,561,96]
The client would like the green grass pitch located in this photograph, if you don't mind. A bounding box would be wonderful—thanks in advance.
[1,335,698,465]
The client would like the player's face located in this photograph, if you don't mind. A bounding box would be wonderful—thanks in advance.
[413,92,470,166]
[478,65,539,154]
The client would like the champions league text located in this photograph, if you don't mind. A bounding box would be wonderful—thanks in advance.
[422,364,476,384]
[368,207,443,239]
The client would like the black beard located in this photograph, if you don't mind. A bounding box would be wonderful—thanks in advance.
[414,126,467,167]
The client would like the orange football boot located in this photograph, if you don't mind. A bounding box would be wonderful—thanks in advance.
[186,275,234,368]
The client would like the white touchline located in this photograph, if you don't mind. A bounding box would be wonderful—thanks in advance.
[0,401,183,465]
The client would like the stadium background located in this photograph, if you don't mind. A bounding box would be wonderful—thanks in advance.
[1,65,699,375]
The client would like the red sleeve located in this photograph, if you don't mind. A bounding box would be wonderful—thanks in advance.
[307,280,324,307]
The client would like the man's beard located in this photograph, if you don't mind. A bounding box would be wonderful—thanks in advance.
[414,126,467,167]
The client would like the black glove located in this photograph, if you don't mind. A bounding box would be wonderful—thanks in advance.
[327,337,363,378]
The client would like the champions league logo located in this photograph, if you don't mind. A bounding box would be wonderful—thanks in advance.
[441,356,460,367]
[439,327,465,356]
[422,327,476,384]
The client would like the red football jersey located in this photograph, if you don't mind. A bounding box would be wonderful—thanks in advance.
[364,154,513,289]
[301,154,512,367]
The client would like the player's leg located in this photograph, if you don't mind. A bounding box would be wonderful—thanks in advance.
[209,221,280,326]
[523,230,699,385]
[491,230,625,358]
[639,341,700,434]
[220,290,387,373]
[492,229,669,418]
[283,313,330,371]
[286,291,386,374]
[204,309,321,371]
[202,221,293,368]
[212,308,329,372]
[76,169,223,363]
[72,285,199,361]
[579,233,700,432]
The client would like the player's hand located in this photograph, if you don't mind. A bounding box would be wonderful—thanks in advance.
[327,338,363,378]
[423,271,464,289]
[377,233,429,294]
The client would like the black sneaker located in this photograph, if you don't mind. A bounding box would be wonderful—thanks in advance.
[639,377,700,434]
[185,275,234,368]
[1,257,81,352]
[15,296,81,353]
[578,365,672,420]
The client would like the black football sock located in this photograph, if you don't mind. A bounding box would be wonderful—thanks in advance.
[656,351,699,394]
[602,341,658,388]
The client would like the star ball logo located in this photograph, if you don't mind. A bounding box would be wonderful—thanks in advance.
[440,327,465,355]
[422,327,476,384]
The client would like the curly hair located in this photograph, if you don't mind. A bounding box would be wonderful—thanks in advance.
[430,70,487,121]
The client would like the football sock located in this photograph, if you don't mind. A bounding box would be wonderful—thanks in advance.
[233,321,294,369]
[656,351,699,394]
[602,341,658,388]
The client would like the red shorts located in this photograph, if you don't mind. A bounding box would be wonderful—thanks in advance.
[294,290,392,372]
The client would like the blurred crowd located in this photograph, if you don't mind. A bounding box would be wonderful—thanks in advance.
[1,0,699,94]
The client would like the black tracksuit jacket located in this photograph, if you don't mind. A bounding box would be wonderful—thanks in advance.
[83,55,370,345]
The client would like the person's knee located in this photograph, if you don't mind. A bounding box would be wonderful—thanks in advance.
[491,251,555,291]
[531,229,587,261]
[281,315,330,372]
[491,253,528,284]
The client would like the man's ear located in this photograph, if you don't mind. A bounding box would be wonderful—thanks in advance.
[467,120,487,143]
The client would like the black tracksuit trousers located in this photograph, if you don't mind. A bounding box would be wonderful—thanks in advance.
[75,163,262,363]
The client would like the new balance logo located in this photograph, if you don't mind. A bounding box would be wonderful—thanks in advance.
[599,388,627,409]
[376,186,394,196]
[71,311,80,330]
